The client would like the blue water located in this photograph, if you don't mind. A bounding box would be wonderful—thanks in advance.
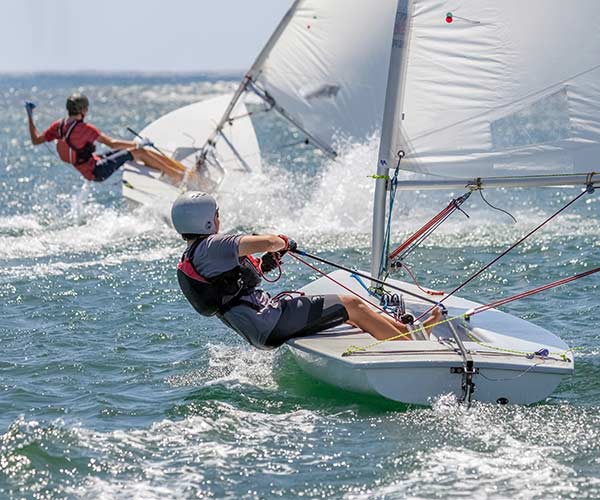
[1,73,599,499]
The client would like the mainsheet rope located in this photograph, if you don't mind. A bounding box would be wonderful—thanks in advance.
[289,252,401,321]
[289,250,596,358]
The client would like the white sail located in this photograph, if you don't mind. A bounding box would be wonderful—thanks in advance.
[381,0,600,180]
[245,0,399,155]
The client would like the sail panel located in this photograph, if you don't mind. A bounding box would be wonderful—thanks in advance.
[384,0,600,179]
[250,0,399,151]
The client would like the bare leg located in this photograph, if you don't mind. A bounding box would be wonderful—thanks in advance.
[339,296,442,341]
[339,296,412,341]
[129,148,186,182]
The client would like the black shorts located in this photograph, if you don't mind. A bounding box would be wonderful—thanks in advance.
[265,294,349,348]
[93,149,134,182]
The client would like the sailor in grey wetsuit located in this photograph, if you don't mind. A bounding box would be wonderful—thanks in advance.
[172,192,442,349]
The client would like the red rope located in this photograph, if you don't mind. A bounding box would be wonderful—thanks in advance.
[400,262,445,296]
[389,202,456,260]
[260,260,282,283]
[469,266,600,316]
[289,253,399,321]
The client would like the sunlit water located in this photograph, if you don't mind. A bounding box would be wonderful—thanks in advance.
[0,73,599,499]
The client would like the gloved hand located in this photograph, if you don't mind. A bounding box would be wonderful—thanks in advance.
[278,234,297,254]
[260,252,280,274]
[135,136,154,149]
[24,101,36,116]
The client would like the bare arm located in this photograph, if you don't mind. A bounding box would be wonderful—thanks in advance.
[238,235,287,257]
[27,114,46,145]
[97,134,137,150]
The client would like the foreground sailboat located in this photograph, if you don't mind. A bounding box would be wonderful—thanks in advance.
[287,0,600,405]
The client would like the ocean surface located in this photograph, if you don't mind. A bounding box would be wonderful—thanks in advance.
[0,73,599,499]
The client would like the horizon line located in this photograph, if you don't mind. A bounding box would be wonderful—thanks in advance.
[0,69,246,77]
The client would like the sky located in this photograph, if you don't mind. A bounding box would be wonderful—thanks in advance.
[1,0,293,73]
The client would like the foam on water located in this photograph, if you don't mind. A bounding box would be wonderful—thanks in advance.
[3,399,600,499]
[166,344,277,391]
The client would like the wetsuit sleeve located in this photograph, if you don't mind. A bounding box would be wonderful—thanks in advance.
[42,120,61,142]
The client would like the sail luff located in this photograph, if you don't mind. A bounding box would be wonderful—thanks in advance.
[246,1,303,79]
[371,0,413,280]
[201,1,302,154]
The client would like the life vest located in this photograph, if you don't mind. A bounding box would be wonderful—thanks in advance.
[56,119,97,180]
[177,239,263,317]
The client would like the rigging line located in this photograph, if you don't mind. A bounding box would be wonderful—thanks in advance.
[201,75,252,153]
[247,80,338,159]
[397,194,470,257]
[217,129,253,173]
[477,362,543,382]
[343,315,460,357]
[290,250,440,306]
[42,141,58,159]
[202,137,310,167]
[379,152,403,278]
[478,189,517,223]
[459,318,572,362]
[410,61,600,143]
[343,262,591,357]
[465,266,600,317]
[389,192,471,262]
[396,262,445,296]
[393,209,459,262]
[415,187,592,321]
[289,253,403,321]
[225,105,272,123]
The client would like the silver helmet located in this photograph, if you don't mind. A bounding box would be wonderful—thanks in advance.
[171,191,218,235]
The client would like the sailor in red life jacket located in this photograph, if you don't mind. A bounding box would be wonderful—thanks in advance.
[25,94,186,183]
[172,192,442,349]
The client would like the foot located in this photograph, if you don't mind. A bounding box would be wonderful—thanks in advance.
[424,306,443,336]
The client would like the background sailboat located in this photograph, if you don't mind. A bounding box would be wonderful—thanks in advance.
[121,0,399,210]
[287,0,600,405]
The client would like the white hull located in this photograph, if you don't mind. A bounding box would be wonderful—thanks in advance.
[288,270,573,405]
[122,93,261,210]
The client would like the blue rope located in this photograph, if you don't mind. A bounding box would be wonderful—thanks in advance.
[350,273,398,312]
[350,273,376,296]
[378,153,403,278]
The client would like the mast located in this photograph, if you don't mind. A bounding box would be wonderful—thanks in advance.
[371,0,413,280]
